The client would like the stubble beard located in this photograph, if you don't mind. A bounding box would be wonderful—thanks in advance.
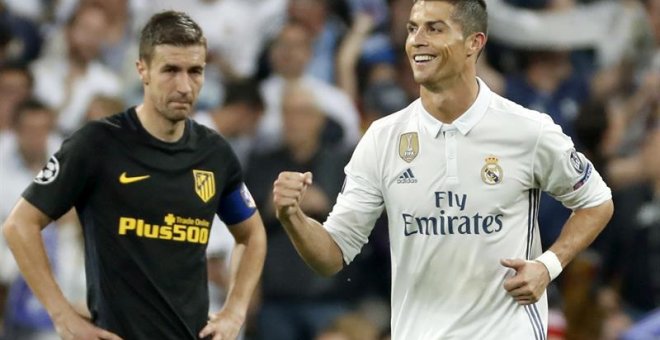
[159,103,191,124]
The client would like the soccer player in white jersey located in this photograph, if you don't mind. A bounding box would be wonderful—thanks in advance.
[272,0,614,339]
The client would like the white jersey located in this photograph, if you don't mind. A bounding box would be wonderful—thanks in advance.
[324,79,611,340]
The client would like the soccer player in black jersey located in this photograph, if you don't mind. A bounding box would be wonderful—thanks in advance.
[2,11,266,340]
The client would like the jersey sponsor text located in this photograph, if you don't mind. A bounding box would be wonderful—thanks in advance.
[402,191,504,236]
[118,213,210,244]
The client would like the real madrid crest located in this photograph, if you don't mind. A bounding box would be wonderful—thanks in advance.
[399,132,419,163]
[481,155,503,185]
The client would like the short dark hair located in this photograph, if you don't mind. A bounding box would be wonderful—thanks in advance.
[139,11,206,64]
[223,79,264,111]
[413,0,488,37]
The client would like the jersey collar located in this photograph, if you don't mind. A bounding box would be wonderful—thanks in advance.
[418,77,492,138]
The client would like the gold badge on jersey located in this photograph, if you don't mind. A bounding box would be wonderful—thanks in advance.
[193,170,216,203]
[399,132,419,163]
[481,156,503,185]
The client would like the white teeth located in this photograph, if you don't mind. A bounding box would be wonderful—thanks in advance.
[414,55,435,62]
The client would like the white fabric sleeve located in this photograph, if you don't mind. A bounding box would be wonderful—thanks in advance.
[323,126,384,265]
[533,116,612,210]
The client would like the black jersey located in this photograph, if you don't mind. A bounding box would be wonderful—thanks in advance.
[23,108,253,339]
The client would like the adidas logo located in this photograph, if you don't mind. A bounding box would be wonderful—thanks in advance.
[397,168,418,184]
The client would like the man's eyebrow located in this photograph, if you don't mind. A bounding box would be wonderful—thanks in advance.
[407,19,449,26]
[426,20,449,27]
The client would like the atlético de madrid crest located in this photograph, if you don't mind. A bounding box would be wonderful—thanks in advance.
[481,155,503,185]
[399,132,419,163]
[193,169,216,203]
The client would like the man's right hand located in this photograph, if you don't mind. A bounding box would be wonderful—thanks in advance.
[54,310,123,340]
[272,171,313,219]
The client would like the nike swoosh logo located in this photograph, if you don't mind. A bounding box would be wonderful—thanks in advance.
[119,172,150,184]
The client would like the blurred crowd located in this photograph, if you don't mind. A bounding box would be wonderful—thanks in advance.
[0,0,658,339]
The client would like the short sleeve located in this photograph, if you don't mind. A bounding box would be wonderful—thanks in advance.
[216,145,256,225]
[533,116,612,210]
[22,127,97,220]
[323,126,385,265]
[219,145,244,196]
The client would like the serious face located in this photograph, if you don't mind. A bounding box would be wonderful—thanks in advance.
[138,44,205,122]
[405,1,471,88]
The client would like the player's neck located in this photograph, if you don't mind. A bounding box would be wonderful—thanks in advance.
[135,104,185,143]
[419,75,479,124]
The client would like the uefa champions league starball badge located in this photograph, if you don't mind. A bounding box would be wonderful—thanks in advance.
[34,155,60,185]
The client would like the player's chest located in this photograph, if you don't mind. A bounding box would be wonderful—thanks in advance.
[95,155,226,215]
[381,131,531,212]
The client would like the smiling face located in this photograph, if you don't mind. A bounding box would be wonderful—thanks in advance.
[137,44,206,122]
[405,1,484,89]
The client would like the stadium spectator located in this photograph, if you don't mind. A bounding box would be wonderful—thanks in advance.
[257,22,361,152]
[247,82,357,340]
[30,3,121,135]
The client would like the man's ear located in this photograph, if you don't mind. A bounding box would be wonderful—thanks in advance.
[466,32,487,59]
[136,59,150,85]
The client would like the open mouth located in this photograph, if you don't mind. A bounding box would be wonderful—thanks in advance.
[413,54,437,64]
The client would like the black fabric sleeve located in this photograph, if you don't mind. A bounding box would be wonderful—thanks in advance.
[219,143,244,197]
[22,125,98,220]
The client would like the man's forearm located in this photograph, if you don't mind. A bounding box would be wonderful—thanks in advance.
[279,209,344,276]
[549,199,614,267]
[2,207,75,320]
[222,219,266,317]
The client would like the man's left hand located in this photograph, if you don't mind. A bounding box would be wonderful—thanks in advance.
[500,258,550,305]
[198,309,245,340]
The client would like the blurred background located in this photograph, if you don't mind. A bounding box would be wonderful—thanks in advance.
[0,0,658,339]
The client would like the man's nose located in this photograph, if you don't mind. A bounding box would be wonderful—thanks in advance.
[409,29,429,47]
[176,73,192,94]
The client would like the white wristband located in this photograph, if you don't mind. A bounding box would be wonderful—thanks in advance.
[535,251,563,281]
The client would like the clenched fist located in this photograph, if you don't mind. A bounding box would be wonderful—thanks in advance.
[273,171,313,219]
